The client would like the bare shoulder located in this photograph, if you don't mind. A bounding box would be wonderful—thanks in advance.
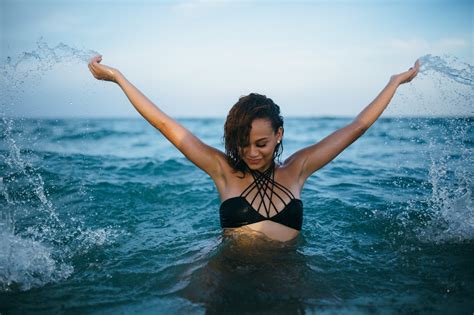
[275,159,305,198]
[281,150,307,187]
[210,148,230,178]
[211,151,246,194]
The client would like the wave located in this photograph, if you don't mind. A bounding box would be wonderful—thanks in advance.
[0,229,73,292]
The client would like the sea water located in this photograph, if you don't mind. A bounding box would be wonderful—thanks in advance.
[0,42,473,314]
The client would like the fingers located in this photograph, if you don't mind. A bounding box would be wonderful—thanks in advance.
[87,63,94,75]
[413,60,420,75]
[88,62,102,80]
[88,55,107,79]
[397,61,420,84]
[408,60,420,73]
[88,63,97,79]
[89,59,102,75]
[407,60,420,79]
[89,55,103,68]
[88,56,100,77]
[88,56,116,82]
[407,66,419,82]
[412,60,420,75]
[90,55,102,62]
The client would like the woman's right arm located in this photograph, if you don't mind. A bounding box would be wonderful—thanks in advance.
[88,56,226,180]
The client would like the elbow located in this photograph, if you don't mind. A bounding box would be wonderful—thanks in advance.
[353,120,369,136]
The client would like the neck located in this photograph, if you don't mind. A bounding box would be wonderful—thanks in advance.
[250,161,275,174]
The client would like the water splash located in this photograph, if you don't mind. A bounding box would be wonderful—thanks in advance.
[1,37,98,82]
[416,56,473,242]
[1,116,60,225]
[0,39,109,292]
[394,54,473,243]
[0,37,99,116]
[419,54,473,86]
[381,55,473,243]
[389,54,473,117]
[0,230,74,292]
[417,118,474,243]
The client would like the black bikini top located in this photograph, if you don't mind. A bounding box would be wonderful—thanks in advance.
[219,163,303,231]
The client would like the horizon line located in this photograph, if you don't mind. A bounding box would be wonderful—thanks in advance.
[3,114,473,120]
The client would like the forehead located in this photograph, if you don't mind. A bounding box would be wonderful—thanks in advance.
[249,119,274,139]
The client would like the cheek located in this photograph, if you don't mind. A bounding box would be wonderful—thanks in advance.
[263,145,276,156]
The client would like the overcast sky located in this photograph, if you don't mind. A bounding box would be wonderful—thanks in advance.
[1,0,472,118]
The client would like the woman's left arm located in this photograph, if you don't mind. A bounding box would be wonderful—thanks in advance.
[286,60,420,185]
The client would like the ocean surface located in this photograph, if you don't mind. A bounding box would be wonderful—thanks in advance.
[1,116,473,314]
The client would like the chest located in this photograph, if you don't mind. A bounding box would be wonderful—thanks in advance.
[221,168,301,218]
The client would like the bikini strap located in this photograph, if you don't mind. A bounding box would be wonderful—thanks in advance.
[239,162,296,217]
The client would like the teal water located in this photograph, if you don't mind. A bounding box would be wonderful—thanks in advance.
[0,43,473,314]
[0,116,473,314]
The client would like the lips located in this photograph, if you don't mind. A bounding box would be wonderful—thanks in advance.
[247,158,261,165]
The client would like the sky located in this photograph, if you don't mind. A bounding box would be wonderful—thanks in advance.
[0,0,472,118]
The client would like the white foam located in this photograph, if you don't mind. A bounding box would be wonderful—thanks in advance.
[74,227,121,253]
[0,230,73,292]
[423,175,473,242]
[417,137,474,243]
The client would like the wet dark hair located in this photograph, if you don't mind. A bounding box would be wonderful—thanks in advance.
[224,93,284,174]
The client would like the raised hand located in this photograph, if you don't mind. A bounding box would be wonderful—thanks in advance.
[390,60,420,85]
[88,56,121,83]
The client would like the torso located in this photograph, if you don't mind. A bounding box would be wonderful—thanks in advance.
[215,159,304,242]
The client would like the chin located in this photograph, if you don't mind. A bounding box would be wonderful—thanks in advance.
[246,164,260,170]
[245,159,270,171]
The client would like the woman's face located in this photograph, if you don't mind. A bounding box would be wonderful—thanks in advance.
[240,118,282,172]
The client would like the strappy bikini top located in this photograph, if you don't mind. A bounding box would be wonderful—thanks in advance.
[219,163,303,231]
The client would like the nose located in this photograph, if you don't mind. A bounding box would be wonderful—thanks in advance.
[247,145,259,158]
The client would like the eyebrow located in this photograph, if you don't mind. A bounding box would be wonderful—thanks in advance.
[255,137,268,142]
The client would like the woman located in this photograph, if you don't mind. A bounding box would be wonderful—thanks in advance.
[88,56,420,242]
